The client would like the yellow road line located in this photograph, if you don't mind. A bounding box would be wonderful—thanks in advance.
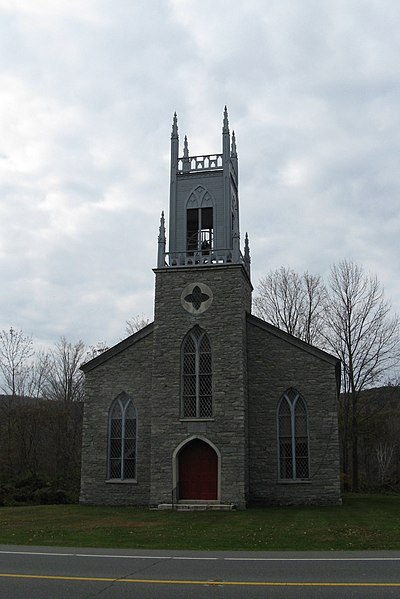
[0,573,399,587]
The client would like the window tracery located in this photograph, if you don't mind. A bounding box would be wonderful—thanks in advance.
[277,388,309,480]
[108,393,137,480]
[182,326,212,418]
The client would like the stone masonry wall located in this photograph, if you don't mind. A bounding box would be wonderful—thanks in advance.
[80,265,340,508]
[150,264,252,508]
[247,318,341,505]
[80,331,153,505]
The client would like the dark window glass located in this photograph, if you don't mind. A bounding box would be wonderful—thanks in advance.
[186,208,213,252]
[182,326,212,418]
[187,209,199,252]
[108,396,137,480]
[278,390,309,480]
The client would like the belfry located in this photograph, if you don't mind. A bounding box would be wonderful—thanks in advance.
[158,107,249,273]
[80,109,341,508]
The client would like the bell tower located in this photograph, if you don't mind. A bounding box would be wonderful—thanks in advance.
[157,107,251,276]
[151,109,252,509]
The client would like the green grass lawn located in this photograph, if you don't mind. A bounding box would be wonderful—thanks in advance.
[0,494,399,551]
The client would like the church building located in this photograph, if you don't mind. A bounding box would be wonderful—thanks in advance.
[80,109,341,508]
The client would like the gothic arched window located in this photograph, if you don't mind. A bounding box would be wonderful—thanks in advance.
[182,326,212,418]
[277,388,309,480]
[108,393,137,480]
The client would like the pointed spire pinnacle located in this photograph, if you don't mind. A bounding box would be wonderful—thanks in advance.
[182,134,191,171]
[231,130,237,157]
[245,232,250,254]
[244,232,251,276]
[157,210,166,268]
[183,135,189,157]
[158,210,166,241]
[171,112,178,139]
[223,105,229,133]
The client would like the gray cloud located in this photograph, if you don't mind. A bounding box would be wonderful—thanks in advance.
[0,0,399,348]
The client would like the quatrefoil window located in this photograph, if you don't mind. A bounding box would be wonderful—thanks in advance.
[181,282,213,314]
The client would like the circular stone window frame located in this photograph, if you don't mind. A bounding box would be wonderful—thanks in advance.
[181,282,213,314]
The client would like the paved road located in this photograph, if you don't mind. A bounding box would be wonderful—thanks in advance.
[0,545,400,598]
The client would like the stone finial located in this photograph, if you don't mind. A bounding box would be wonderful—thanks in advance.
[182,135,191,172]
[223,106,229,133]
[231,130,237,157]
[222,106,230,161]
[244,232,250,257]
[244,232,251,276]
[157,211,166,268]
[171,112,178,139]
[183,135,189,157]
[158,211,166,241]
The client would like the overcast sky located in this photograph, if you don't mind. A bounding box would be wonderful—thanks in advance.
[0,0,399,349]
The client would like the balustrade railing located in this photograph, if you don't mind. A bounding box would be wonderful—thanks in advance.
[163,249,250,275]
[177,154,223,173]
[166,248,236,267]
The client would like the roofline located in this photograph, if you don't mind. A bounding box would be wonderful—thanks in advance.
[247,314,341,395]
[247,313,340,366]
[80,322,154,373]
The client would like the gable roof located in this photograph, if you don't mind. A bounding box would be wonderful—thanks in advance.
[81,316,341,392]
[247,313,341,392]
[80,322,154,374]
[247,313,339,364]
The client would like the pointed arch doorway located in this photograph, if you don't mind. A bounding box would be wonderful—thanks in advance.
[178,438,218,500]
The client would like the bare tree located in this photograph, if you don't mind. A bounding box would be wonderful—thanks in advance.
[125,314,150,337]
[253,267,326,346]
[0,328,35,476]
[85,342,109,361]
[302,272,327,345]
[43,337,86,402]
[23,350,52,399]
[0,331,86,497]
[0,327,34,395]
[323,259,399,491]
[375,441,396,485]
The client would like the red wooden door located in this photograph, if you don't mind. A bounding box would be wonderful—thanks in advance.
[179,439,218,500]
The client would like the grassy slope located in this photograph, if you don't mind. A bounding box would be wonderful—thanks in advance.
[0,495,399,551]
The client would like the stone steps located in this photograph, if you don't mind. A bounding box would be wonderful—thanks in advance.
[157,503,235,511]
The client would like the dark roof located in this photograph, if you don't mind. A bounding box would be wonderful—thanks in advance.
[80,322,154,373]
[247,313,339,365]
[81,315,341,393]
[247,313,341,393]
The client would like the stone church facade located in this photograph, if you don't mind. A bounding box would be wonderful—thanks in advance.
[80,110,341,508]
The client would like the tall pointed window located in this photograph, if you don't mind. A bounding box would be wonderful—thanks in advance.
[108,393,137,480]
[277,388,309,480]
[182,326,212,418]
